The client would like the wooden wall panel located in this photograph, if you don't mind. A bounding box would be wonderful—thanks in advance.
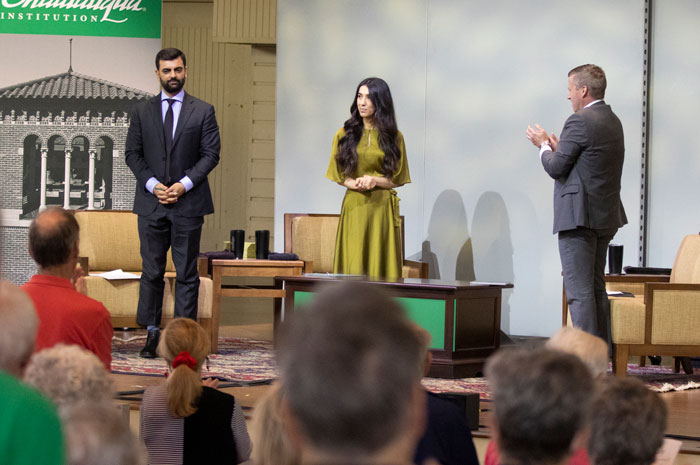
[213,0,277,44]
[247,45,276,241]
[163,3,252,251]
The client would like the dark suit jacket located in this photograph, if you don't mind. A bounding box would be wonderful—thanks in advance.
[541,101,627,234]
[125,93,220,217]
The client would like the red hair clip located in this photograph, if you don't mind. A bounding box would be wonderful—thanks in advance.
[172,351,196,370]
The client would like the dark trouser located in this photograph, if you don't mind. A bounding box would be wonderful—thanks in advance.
[559,226,617,348]
[136,204,204,327]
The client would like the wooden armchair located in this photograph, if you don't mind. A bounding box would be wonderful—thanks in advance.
[610,234,700,377]
[283,213,428,278]
[74,210,216,351]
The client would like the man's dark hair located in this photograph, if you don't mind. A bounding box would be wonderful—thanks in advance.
[155,48,186,69]
[486,347,594,465]
[569,64,607,99]
[277,281,424,459]
[28,207,79,268]
[589,377,667,465]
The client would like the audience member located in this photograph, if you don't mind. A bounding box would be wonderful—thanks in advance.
[62,401,146,465]
[251,383,301,465]
[277,281,427,465]
[22,207,113,369]
[140,317,251,464]
[0,280,39,376]
[485,327,608,465]
[546,326,609,377]
[24,344,113,411]
[588,377,667,465]
[486,347,594,465]
[0,280,64,464]
[412,325,479,465]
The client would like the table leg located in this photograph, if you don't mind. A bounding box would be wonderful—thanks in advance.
[211,265,222,353]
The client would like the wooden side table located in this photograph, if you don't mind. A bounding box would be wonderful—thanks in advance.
[210,259,305,352]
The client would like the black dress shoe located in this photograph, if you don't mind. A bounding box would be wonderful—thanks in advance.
[140,330,160,359]
[648,355,662,365]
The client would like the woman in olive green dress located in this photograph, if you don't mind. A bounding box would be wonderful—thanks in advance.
[326,77,410,279]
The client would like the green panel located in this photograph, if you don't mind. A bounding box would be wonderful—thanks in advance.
[290,291,447,350]
[294,291,315,307]
[0,0,162,38]
[397,297,445,350]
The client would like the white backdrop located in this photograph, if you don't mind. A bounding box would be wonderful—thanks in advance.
[276,0,646,336]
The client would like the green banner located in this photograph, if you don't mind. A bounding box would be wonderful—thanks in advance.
[0,0,161,38]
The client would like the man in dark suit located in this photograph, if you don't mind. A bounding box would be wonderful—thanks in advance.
[125,48,220,358]
[526,64,627,344]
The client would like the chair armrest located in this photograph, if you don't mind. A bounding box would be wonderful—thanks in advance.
[403,260,428,279]
[302,260,313,274]
[198,256,211,278]
[606,274,670,285]
[645,282,700,300]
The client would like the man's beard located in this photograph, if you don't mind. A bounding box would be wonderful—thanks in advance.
[161,76,185,94]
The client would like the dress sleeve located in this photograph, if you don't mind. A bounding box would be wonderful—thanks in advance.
[391,131,411,186]
[231,401,252,463]
[325,128,345,183]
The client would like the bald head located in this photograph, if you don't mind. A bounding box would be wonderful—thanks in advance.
[28,207,79,269]
[0,280,38,375]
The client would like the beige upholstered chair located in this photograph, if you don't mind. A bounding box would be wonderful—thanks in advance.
[74,210,215,350]
[610,235,700,377]
[283,213,428,278]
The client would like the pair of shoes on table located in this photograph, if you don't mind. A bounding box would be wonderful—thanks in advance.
[140,330,160,359]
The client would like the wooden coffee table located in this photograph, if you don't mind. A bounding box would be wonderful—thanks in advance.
[210,259,305,352]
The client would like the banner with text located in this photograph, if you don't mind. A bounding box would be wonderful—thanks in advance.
[0,0,161,38]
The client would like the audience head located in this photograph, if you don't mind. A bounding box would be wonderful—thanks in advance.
[28,206,80,270]
[0,280,38,375]
[277,281,426,462]
[24,344,112,411]
[251,383,301,465]
[158,317,210,417]
[486,347,594,465]
[546,326,609,377]
[62,400,146,465]
[588,376,667,465]
[568,64,607,99]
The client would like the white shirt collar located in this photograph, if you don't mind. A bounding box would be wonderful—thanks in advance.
[161,89,184,103]
[584,99,603,109]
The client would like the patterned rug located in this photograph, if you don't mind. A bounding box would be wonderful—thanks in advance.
[112,336,700,398]
[111,335,278,382]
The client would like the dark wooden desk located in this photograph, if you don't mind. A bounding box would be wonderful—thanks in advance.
[274,275,513,379]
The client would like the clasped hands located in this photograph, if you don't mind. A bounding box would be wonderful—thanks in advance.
[353,175,378,192]
[154,182,185,204]
[526,123,559,151]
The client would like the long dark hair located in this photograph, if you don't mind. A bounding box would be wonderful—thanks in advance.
[336,77,401,178]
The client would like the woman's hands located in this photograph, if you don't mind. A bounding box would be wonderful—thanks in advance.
[342,175,395,192]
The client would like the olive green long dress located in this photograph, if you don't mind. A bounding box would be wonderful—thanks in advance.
[325,127,410,279]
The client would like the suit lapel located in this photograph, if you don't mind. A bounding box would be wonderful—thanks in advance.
[151,95,167,152]
[172,93,194,148]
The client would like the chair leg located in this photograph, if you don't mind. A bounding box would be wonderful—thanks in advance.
[612,344,629,378]
[639,356,646,367]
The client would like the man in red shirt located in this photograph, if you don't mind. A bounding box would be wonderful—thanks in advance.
[22,207,112,369]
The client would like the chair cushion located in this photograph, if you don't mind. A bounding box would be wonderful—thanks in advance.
[83,275,212,320]
[291,216,339,273]
[610,296,645,344]
[75,211,174,273]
